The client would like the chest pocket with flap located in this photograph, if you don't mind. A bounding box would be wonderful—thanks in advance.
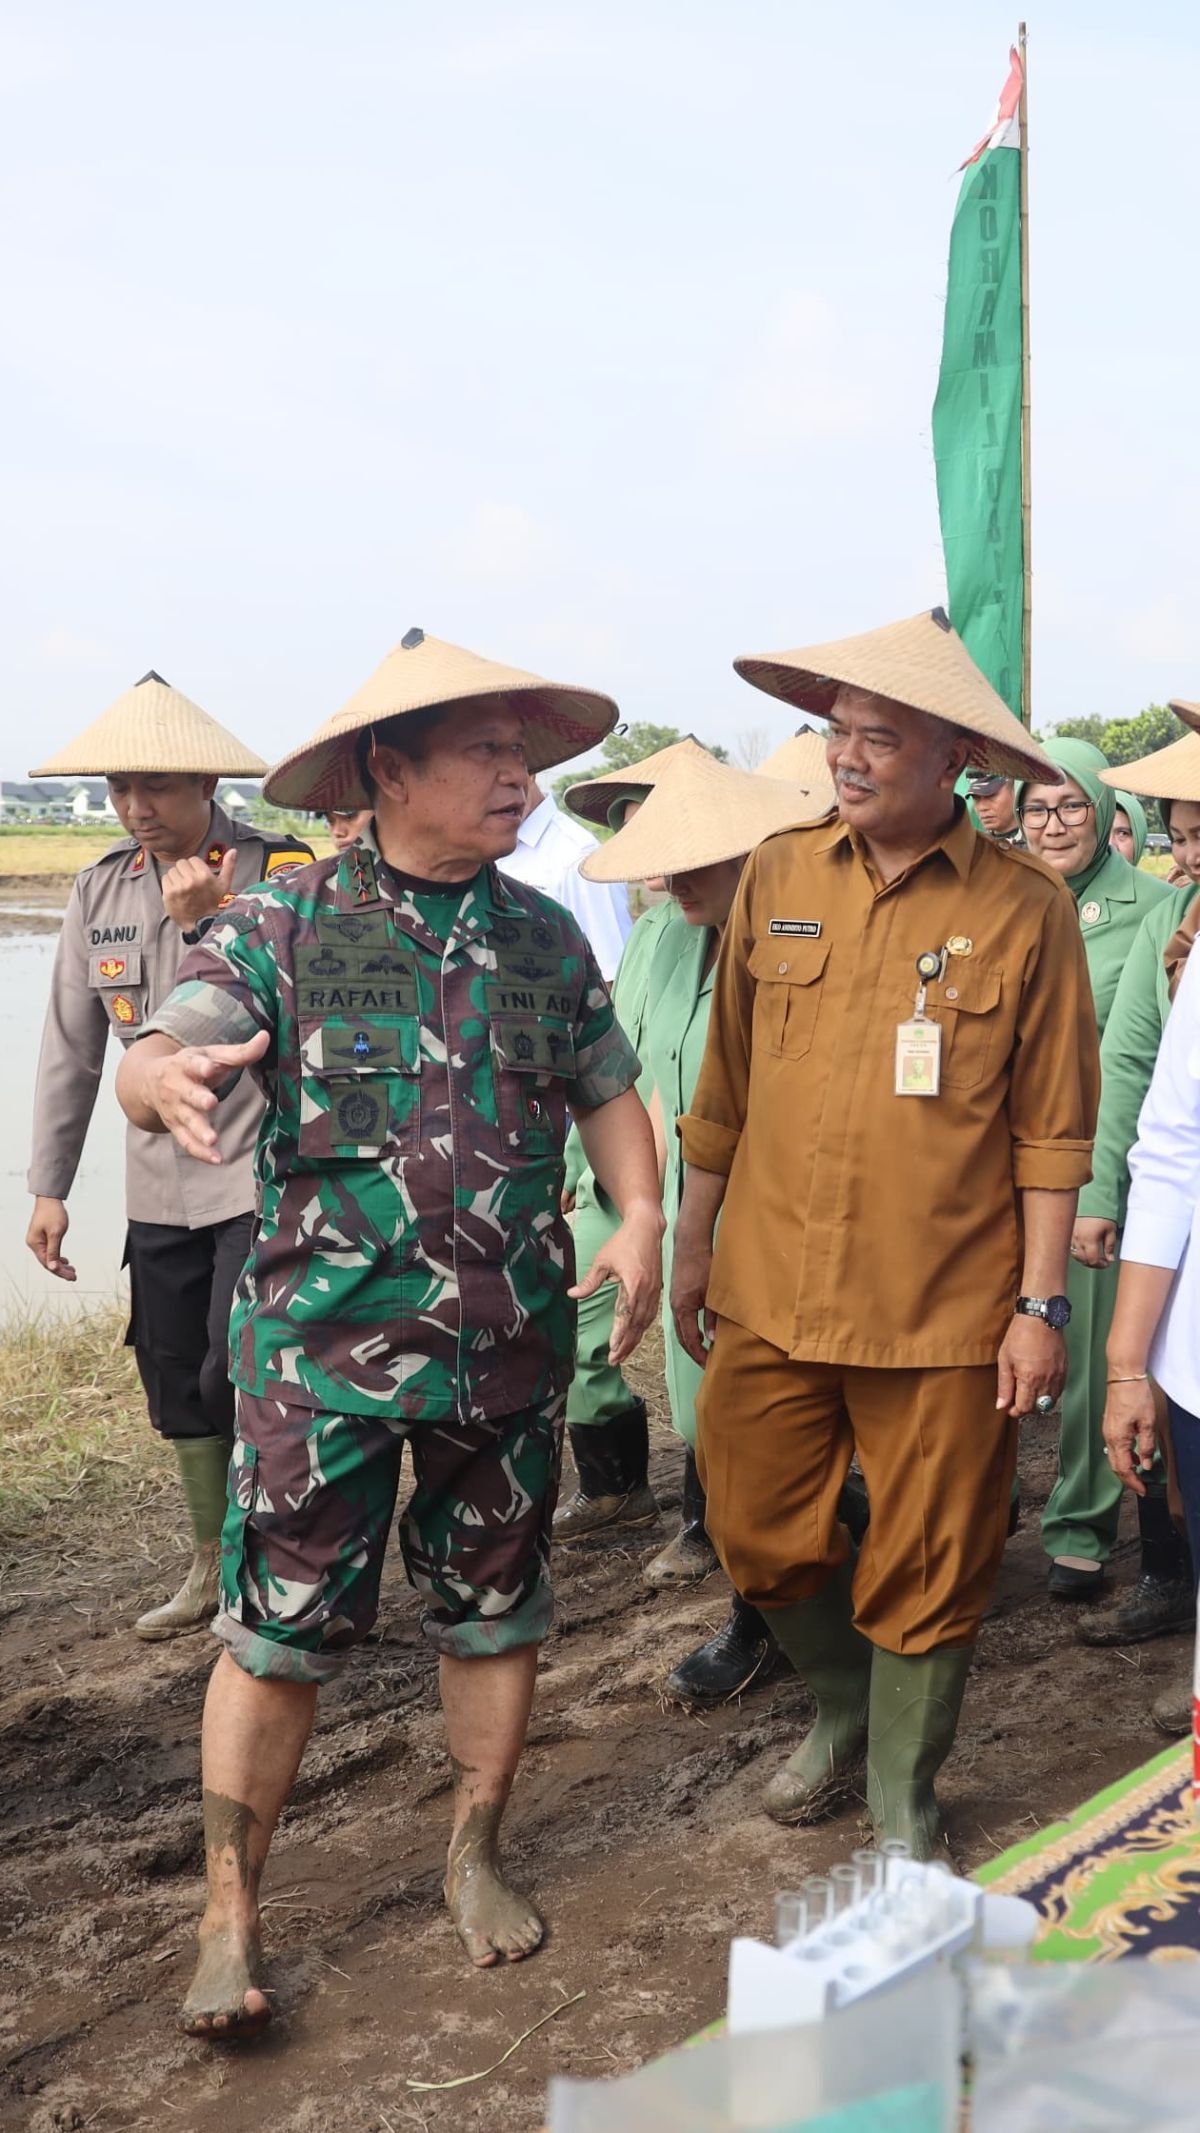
[891,960,1004,1089]
[296,1013,422,1158]
[749,936,830,1061]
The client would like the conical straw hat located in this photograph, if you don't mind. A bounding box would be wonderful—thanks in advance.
[1169,698,1200,737]
[580,751,827,884]
[263,628,618,811]
[1099,730,1200,804]
[30,671,266,777]
[562,733,713,826]
[757,728,835,806]
[734,608,1060,785]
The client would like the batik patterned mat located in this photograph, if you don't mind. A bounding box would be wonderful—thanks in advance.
[974,1741,1200,1961]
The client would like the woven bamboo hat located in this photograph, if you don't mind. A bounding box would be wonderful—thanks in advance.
[262,627,619,812]
[29,670,266,778]
[580,750,826,884]
[562,733,713,827]
[757,728,836,806]
[734,608,1060,785]
[1099,721,1200,804]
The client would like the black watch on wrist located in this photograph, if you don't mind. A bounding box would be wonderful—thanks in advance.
[1016,1293,1072,1332]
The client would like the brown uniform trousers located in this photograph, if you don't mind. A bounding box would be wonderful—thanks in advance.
[697,1316,1018,1651]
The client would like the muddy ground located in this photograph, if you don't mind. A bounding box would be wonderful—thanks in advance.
[0,1353,1185,2133]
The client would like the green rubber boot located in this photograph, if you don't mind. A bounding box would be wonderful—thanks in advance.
[135,1436,231,1642]
[761,1557,873,1825]
[866,1646,973,1861]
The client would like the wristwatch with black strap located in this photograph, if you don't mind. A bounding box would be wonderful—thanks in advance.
[1015,1293,1072,1331]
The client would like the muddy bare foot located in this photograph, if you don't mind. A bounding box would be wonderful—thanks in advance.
[445,1805,544,1969]
[180,1921,271,2040]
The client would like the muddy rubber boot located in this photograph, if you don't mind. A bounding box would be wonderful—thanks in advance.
[663,1593,777,1705]
[760,1557,873,1825]
[135,1436,229,1641]
[866,1646,973,1862]
[553,1402,658,1541]
[644,1450,718,1587]
[1151,1663,1194,1737]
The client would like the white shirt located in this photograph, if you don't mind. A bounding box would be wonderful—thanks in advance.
[499,793,632,980]
[1123,938,1200,1411]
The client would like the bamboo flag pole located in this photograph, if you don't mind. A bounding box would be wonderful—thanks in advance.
[1018,21,1032,727]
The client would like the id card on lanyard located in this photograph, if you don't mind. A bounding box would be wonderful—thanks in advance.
[896,951,945,1098]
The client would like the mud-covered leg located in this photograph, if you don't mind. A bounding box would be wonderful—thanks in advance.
[442,1645,545,1968]
[181,1653,317,2039]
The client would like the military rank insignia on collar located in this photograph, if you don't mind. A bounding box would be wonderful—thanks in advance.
[131,849,146,875]
[768,919,822,938]
[206,842,225,867]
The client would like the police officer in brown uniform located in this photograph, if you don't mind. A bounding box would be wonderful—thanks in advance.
[26,672,312,1637]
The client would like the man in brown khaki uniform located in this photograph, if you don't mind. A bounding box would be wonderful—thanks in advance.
[672,610,1101,1858]
[26,672,312,1636]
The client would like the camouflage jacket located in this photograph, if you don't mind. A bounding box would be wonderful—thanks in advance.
[145,833,639,1422]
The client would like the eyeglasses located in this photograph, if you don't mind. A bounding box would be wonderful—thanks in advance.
[1019,798,1095,829]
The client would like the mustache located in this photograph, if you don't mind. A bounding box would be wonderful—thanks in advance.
[835,769,879,797]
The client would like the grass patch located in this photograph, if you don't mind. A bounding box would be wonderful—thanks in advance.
[0,1302,170,1547]
[0,824,335,884]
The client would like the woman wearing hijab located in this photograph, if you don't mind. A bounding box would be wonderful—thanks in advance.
[1016,738,1172,1598]
[1069,717,1200,1722]
[581,751,825,1702]
[1109,791,1148,865]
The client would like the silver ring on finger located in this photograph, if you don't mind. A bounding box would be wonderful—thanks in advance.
[1035,1393,1054,1414]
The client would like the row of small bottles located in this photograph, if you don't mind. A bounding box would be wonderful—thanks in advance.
[775,1839,963,1967]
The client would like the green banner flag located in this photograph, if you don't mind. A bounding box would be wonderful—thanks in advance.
[932,48,1025,721]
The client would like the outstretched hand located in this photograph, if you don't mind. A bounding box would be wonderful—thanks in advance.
[569,1202,663,1364]
[149,1028,270,1163]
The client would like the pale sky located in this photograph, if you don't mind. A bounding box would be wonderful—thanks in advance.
[1,0,1196,779]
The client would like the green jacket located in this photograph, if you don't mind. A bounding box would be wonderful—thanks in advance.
[645,918,715,1221]
[1078,881,1199,1225]
[1072,846,1172,1039]
[563,898,688,1198]
[148,835,639,1423]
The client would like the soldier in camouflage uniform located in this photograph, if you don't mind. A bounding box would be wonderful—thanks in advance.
[117,629,664,2040]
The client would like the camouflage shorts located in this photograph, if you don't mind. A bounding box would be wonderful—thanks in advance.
[215,1386,567,1682]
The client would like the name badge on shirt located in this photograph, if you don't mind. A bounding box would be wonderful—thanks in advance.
[895,1017,942,1097]
[769,919,822,938]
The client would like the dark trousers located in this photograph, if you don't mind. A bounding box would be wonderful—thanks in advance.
[1165,1395,1200,1597]
[125,1214,253,1442]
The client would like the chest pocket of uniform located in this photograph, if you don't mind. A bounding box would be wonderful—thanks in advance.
[87,947,146,1038]
[749,938,830,1060]
[896,963,1004,1089]
[490,1018,575,1157]
[297,1015,421,1158]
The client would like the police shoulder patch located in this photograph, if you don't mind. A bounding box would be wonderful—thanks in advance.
[265,849,313,877]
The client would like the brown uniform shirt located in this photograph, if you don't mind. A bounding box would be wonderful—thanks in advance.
[679,807,1100,1369]
[27,804,312,1229]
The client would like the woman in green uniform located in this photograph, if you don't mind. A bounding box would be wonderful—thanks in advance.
[553,804,692,1539]
[580,751,824,1700]
[1069,730,1200,1718]
[1016,738,1172,1597]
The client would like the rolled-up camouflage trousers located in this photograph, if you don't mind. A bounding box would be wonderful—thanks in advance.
[215,1386,567,1683]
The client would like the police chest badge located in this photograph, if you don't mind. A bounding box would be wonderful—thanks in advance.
[110,993,140,1027]
[98,957,126,981]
